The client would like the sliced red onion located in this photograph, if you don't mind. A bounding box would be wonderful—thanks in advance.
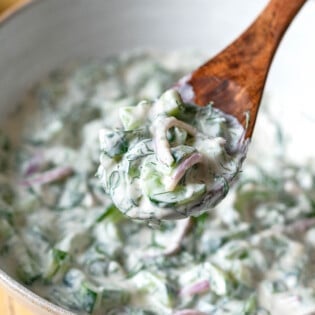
[22,152,45,176]
[285,218,315,234]
[165,153,203,191]
[164,217,193,256]
[152,117,196,166]
[253,218,315,242]
[173,309,208,315]
[163,117,196,137]
[277,293,302,306]
[20,166,73,187]
[179,279,210,296]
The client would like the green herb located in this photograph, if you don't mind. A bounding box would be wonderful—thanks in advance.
[44,248,69,281]
[79,283,98,314]
[96,204,124,223]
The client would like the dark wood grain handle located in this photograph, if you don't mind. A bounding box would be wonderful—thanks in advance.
[235,0,307,69]
[255,0,307,40]
[189,0,307,138]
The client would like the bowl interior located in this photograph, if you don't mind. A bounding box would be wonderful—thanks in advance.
[0,0,269,116]
[1,0,315,314]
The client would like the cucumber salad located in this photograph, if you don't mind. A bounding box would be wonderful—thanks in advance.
[97,87,246,221]
[1,51,315,315]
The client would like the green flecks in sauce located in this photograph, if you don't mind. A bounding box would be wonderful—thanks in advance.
[0,51,315,315]
[98,89,246,220]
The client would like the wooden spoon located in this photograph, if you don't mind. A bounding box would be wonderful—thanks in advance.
[177,0,307,138]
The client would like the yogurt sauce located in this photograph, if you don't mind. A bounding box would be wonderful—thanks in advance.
[97,88,247,221]
[1,51,315,315]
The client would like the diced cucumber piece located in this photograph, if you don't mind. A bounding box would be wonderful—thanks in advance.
[101,288,130,311]
[55,231,92,255]
[231,261,253,288]
[0,182,14,205]
[141,156,205,207]
[100,130,128,159]
[93,220,123,259]
[0,130,10,151]
[16,249,40,285]
[0,201,13,221]
[44,248,69,282]
[96,204,124,223]
[11,237,41,285]
[171,145,196,165]
[197,105,229,139]
[16,264,40,285]
[149,184,206,207]
[0,218,14,246]
[119,101,151,130]
[57,176,86,210]
[63,268,85,288]
[154,89,182,117]
[49,281,98,314]
[79,283,98,314]
[131,270,174,308]
[166,127,188,146]
[204,262,233,296]
[241,294,258,315]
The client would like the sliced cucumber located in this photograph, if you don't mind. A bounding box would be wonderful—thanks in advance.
[100,130,128,159]
[119,101,151,130]
[44,248,69,282]
[0,218,14,249]
[204,262,233,296]
[141,156,205,207]
[96,204,125,224]
[101,288,130,311]
[131,270,174,308]
[154,89,182,117]
[49,281,98,314]
[149,184,206,207]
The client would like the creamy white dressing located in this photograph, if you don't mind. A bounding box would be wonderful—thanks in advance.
[0,51,315,315]
[98,89,246,220]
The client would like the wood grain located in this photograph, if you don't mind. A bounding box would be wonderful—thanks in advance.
[0,0,32,24]
[0,286,12,315]
[0,4,35,315]
[182,0,307,138]
[0,285,36,315]
[0,0,18,12]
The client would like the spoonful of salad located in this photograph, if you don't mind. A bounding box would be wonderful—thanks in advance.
[97,0,306,221]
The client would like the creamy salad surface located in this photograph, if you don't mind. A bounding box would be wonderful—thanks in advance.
[98,87,246,221]
[1,52,315,315]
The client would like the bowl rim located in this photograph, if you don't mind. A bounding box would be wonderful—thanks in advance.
[0,3,76,314]
[0,268,74,315]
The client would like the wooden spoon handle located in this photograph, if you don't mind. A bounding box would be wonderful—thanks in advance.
[189,0,307,137]
[228,0,307,90]
[235,0,307,59]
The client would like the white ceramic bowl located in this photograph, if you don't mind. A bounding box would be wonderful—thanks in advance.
[1,0,315,314]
